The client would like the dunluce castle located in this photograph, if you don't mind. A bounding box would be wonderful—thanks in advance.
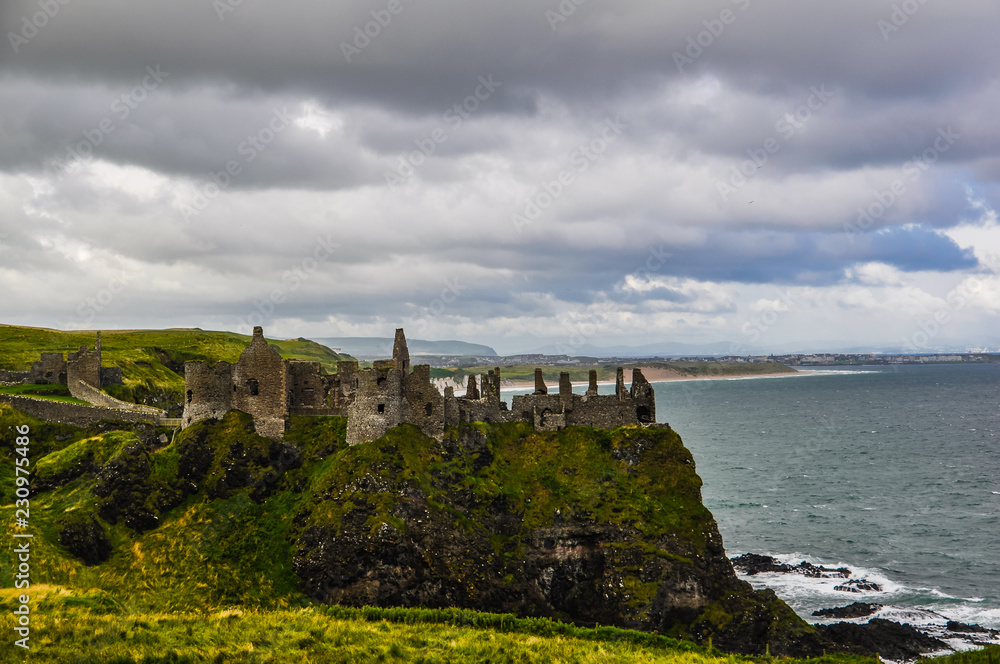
[182,327,657,443]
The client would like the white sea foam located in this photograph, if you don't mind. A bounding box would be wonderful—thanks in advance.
[732,551,902,611]
[731,551,1000,631]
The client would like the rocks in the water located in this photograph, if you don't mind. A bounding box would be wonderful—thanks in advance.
[813,603,882,619]
[834,579,883,593]
[946,621,990,634]
[820,618,949,661]
[730,553,794,574]
[730,553,851,578]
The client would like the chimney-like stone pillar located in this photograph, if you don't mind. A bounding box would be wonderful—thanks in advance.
[616,367,626,400]
[534,368,548,395]
[559,372,573,410]
[586,369,598,396]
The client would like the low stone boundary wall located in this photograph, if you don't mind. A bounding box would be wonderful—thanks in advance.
[68,380,164,416]
[0,394,162,428]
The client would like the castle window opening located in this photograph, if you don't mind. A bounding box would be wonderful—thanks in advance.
[425,403,433,416]
[377,403,385,414]
[186,389,193,404]
[247,379,259,396]
[637,405,651,423]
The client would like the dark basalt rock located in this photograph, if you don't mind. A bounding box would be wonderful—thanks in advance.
[730,553,794,575]
[32,452,101,493]
[834,579,883,593]
[294,424,811,655]
[93,443,186,532]
[819,619,949,661]
[813,602,882,619]
[58,513,112,566]
[293,424,938,660]
[730,553,851,578]
[946,620,991,634]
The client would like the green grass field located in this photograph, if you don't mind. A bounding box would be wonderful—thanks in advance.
[0,384,90,405]
[0,595,881,664]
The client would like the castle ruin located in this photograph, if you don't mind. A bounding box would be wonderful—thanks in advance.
[182,327,657,443]
[0,332,124,396]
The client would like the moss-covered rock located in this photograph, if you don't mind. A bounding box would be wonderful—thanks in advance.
[291,423,824,655]
[58,511,113,565]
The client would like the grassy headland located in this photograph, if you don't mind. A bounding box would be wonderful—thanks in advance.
[0,401,867,662]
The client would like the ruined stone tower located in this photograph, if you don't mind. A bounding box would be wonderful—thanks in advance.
[345,328,443,445]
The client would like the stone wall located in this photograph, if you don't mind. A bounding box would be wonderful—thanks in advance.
[507,368,656,432]
[0,370,31,385]
[30,353,67,384]
[403,364,445,437]
[69,379,164,416]
[182,361,234,427]
[0,394,161,428]
[67,344,102,397]
[232,327,288,439]
[286,360,331,416]
[327,360,359,415]
[346,363,405,446]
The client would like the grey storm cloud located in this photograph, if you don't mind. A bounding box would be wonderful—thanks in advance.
[1,0,999,349]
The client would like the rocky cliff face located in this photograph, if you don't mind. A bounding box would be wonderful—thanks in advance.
[291,422,823,655]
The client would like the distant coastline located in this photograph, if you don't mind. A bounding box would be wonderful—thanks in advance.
[495,364,800,390]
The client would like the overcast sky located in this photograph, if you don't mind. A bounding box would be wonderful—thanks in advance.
[2,0,1000,354]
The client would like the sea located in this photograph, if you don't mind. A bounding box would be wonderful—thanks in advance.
[502,364,1000,635]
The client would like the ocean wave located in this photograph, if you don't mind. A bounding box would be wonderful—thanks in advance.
[729,551,1000,630]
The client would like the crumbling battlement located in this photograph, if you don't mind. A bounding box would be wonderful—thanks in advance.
[184,326,658,443]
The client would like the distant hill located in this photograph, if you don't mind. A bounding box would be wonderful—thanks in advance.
[315,336,497,358]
